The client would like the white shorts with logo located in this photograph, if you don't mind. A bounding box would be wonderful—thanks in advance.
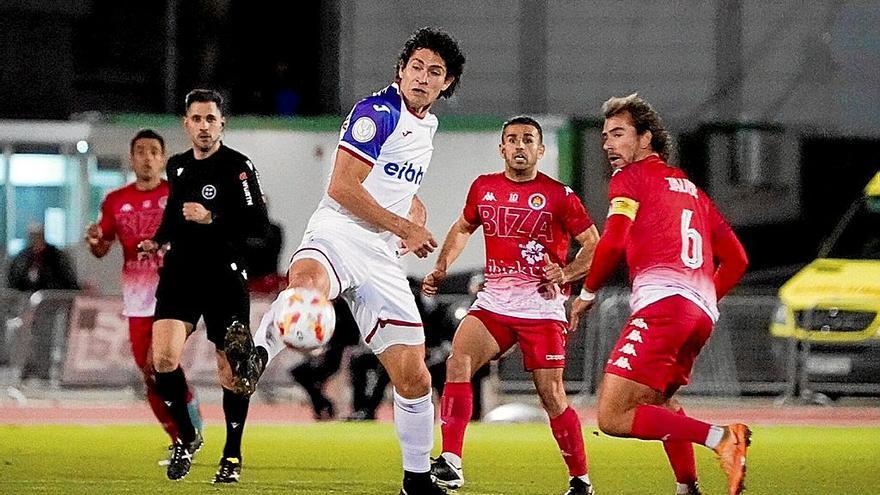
[289,229,424,354]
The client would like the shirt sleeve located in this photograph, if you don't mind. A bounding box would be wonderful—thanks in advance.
[212,158,270,250]
[337,99,398,166]
[462,178,481,225]
[97,195,117,242]
[606,169,640,221]
[153,158,181,246]
[562,185,594,236]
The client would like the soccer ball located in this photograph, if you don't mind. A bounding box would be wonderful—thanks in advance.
[274,288,336,351]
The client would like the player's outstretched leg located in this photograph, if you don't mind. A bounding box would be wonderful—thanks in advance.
[712,424,751,495]
[224,320,266,396]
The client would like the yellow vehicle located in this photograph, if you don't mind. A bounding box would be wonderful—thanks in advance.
[771,171,880,389]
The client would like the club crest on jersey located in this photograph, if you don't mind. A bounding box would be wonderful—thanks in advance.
[352,116,377,143]
[528,193,546,210]
[202,184,217,200]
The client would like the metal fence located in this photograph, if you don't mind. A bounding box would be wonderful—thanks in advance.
[2,288,878,400]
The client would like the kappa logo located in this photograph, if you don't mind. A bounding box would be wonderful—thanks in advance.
[482,192,497,201]
[611,356,633,370]
[564,186,574,196]
[625,330,643,343]
[631,318,648,330]
[373,104,391,114]
[120,203,133,212]
[619,343,638,356]
[202,184,217,200]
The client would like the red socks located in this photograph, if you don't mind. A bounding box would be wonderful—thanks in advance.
[662,407,698,484]
[631,404,711,445]
[440,382,473,457]
[549,407,588,477]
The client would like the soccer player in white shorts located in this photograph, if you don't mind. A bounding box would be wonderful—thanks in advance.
[223,27,466,495]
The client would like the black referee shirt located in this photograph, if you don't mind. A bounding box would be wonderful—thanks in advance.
[154,143,270,269]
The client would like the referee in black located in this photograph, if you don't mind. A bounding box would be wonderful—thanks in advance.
[139,89,269,483]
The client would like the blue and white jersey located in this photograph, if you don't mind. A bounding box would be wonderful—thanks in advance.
[308,83,438,248]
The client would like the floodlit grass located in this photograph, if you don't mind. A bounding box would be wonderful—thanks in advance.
[1,423,878,494]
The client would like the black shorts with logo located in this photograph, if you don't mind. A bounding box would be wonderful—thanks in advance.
[154,256,250,348]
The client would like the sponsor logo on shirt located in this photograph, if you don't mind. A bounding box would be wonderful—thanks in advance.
[519,239,545,265]
[383,162,424,184]
[665,177,698,198]
[241,178,253,206]
[352,116,377,143]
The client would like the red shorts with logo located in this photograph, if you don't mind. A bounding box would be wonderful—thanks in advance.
[604,295,713,395]
[469,308,567,371]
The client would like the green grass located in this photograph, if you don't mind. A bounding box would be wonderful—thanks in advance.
[1,423,878,494]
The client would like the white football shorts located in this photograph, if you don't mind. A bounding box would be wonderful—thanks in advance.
[289,230,424,354]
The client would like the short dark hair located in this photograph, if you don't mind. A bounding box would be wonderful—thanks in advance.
[397,27,466,99]
[130,129,165,153]
[502,115,543,143]
[184,88,224,115]
[601,93,670,161]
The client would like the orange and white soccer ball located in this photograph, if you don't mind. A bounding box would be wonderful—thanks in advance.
[274,288,336,351]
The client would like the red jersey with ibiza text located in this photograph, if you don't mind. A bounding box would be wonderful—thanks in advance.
[98,181,168,317]
[607,155,729,321]
[463,172,593,321]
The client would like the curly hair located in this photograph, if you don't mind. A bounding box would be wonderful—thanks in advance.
[601,93,670,161]
[396,27,466,99]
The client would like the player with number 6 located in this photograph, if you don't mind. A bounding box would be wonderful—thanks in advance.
[569,93,751,495]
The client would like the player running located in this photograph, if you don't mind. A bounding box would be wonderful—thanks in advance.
[85,129,203,462]
[223,27,465,495]
[570,94,750,495]
[423,116,600,495]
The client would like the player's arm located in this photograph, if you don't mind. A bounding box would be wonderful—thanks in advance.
[422,214,479,295]
[86,197,116,258]
[142,161,179,255]
[207,159,271,248]
[568,196,637,331]
[709,205,749,299]
[543,225,599,285]
[327,151,436,258]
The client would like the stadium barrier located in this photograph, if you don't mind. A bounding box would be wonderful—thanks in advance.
[4,291,306,388]
[3,289,878,401]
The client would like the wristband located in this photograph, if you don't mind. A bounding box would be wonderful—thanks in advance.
[578,288,596,302]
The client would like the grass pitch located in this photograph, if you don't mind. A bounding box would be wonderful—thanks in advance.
[1,422,878,494]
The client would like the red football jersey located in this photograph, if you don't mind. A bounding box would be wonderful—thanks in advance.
[98,181,168,316]
[463,172,593,321]
[607,155,727,320]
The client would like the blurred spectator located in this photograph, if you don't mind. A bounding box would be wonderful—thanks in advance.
[7,224,79,291]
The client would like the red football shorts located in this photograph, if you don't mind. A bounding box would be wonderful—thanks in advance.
[604,295,713,395]
[469,308,567,371]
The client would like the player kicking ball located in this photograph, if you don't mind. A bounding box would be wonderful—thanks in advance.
[570,94,751,495]
[423,116,600,495]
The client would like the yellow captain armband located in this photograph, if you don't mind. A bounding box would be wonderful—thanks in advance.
[608,196,639,220]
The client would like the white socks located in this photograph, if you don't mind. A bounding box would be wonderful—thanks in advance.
[704,425,725,449]
[253,295,286,363]
[393,389,434,473]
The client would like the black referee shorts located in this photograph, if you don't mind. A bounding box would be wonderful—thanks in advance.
[154,258,250,348]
